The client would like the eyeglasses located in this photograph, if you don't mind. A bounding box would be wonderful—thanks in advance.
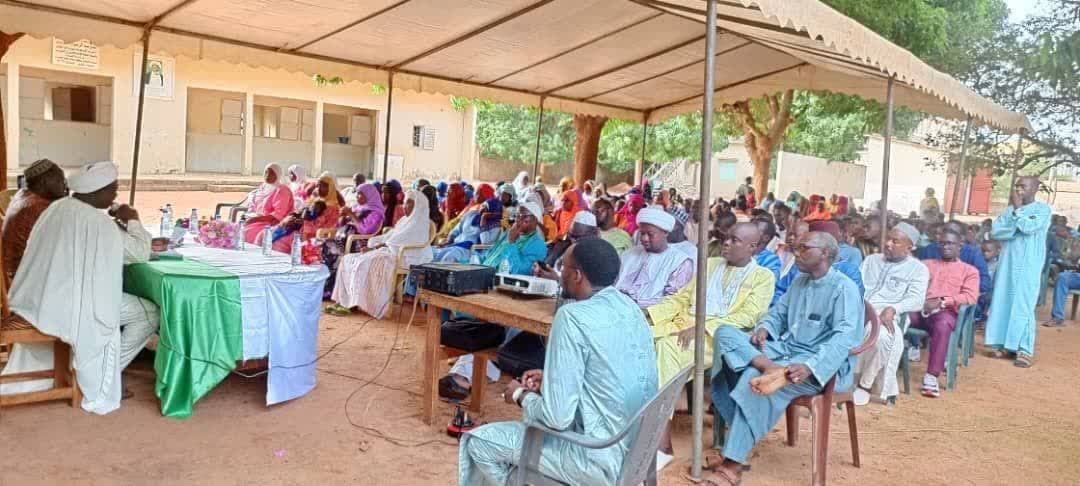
[792,244,824,254]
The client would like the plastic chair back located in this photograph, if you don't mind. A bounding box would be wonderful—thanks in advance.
[614,366,692,486]
[512,366,692,486]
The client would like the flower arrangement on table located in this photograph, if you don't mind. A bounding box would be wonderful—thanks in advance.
[300,239,322,265]
[195,219,238,248]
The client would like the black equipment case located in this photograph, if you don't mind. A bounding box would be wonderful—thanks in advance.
[414,262,496,296]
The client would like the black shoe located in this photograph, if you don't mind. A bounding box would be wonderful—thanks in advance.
[439,375,470,401]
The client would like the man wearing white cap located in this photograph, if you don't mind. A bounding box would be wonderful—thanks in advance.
[1,162,159,414]
[615,207,693,309]
[854,222,929,405]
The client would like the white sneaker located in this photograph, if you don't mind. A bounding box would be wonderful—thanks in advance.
[908,347,921,362]
[656,451,675,472]
[853,387,871,406]
[921,374,940,398]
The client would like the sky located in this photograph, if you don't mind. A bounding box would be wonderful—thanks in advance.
[1005,0,1046,21]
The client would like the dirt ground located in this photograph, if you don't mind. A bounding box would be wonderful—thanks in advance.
[2,191,1079,485]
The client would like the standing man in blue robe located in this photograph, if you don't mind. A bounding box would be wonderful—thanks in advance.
[703,231,863,485]
[458,237,658,485]
[986,176,1052,368]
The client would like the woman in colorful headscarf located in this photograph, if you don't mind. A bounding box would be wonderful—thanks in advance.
[320,182,386,298]
[438,183,494,242]
[805,201,832,221]
[653,187,672,210]
[244,163,295,247]
[554,189,587,238]
[382,179,405,228]
[433,196,504,263]
[327,189,434,318]
[527,186,559,243]
[511,171,531,202]
[271,171,341,253]
[498,183,519,230]
[615,191,646,235]
[436,181,449,204]
[443,182,468,222]
[287,164,314,202]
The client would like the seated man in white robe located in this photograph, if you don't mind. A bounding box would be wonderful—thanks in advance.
[1,161,159,414]
[617,207,694,309]
[854,222,928,405]
[459,237,658,485]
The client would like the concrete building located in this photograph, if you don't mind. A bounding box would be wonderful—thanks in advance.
[2,34,477,182]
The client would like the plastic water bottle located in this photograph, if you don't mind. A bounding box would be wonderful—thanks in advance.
[498,258,511,275]
[164,204,174,229]
[235,216,246,250]
[262,226,274,256]
[159,208,169,237]
[290,236,303,265]
[189,209,199,234]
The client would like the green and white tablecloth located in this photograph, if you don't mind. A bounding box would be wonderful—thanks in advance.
[124,240,329,418]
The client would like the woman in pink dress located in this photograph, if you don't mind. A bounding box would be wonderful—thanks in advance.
[244,163,295,251]
[273,171,341,252]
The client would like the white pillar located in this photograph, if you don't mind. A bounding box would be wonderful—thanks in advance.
[5,63,19,172]
[313,100,324,174]
[242,92,255,175]
[462,103,478,180]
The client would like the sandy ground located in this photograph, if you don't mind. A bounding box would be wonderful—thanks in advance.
[1,191,1078,484]
[3,300,1079,486]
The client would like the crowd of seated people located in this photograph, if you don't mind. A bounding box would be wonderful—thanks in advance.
[2,155,1061,483]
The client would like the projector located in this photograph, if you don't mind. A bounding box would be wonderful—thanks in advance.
[496,274,559,297]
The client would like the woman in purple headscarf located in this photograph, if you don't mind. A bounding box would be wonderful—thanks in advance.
[321,183,387,297]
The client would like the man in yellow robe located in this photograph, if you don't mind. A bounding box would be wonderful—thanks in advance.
[647,222,775,468]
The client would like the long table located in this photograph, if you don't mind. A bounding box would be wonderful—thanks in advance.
[419,289,555,425]
[124,239,329,418]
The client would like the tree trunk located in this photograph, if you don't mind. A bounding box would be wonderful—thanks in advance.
[724,90,796,200]
[750,144,771,198]
[572,114,607,188]
[0,32,23,191]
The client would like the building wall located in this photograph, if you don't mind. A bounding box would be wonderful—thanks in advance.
[775,151,866,200]
[860,134,948,216]
[3,35,470,179]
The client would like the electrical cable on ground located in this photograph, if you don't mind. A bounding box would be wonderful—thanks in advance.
[342,294,458,449]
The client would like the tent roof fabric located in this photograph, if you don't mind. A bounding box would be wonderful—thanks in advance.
[1,0,1029,131]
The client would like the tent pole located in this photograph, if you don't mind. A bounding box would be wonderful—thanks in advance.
[640,113,649,171]
[948,116,973,221]
[691,0,717,479]
[128,29,152,205]
[381,72,394,182]
[532,96,545,181]
[878,75,895,248]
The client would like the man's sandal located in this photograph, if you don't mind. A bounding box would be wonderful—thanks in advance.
[1014,353,1033,368]
[688,467,742,486]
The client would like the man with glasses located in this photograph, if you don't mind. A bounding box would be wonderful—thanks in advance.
[648,223,775,470]
[703,231,863,486]
[909,229,979,397]
[854,222,928,406]
[772,220,864,305]
[591,198,632,255]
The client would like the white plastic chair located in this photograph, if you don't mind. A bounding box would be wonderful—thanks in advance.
[510,366,692,486]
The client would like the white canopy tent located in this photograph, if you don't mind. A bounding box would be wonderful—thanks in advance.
[0,0,1028,478]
